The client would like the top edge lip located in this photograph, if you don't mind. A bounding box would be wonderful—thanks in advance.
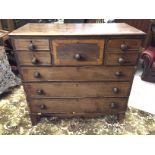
[9,23,146,36]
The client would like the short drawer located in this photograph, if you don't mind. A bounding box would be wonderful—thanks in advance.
[24,82,130,98]
[16,52,51,65]
[52,39,104,65]
[21,66,135,81]
[107,39,142,51]
[30,98,127,114]
[105,52,139,66]
[14,39,49,51]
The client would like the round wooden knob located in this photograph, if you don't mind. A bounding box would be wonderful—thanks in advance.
[115,71,122,77]
[28,42,35,51]
[32,57,38,64]
[39,104,46,110]
[74,53,81,60]
[120,43,128,51]
[113,87,119,93]
[118,57,125,64]
[34,72,41,78]
[36,89,44,95]
[110,102,118,109]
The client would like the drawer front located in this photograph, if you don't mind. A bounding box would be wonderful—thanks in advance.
[30,98,127,114]
[16,52,51,65]
[14,39,50,51]
[105,52,139,65]
[21,66,135,81]
[107,39,142,51]
[52,39,104,65]
[24,82,130,98]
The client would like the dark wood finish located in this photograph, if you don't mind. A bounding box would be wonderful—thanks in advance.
[30,114,41,126]
[9,23,145,125]
[0,29,9,45]
[15,52,51,65]
[14,39,49,50]
[0,19,15,31]
[52,39,104,65]
[24,82,130,98]
[21,66,135,81]
[117,113,126,122]
[105,52,139,65]
[30,98,127,113]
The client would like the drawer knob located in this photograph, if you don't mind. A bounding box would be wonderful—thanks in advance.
[39,104,46,110]
[36,89,44,95]
[113,87,119,93]
[120,43,128,51]
[34,72,41,78]
[32,57,39,64]
[74,53,81,60]
[110,102,118,109]
[28,42,35,51]
[115,71,122,77]
[118,57,125,64]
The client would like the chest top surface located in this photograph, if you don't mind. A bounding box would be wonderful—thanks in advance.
[9,23,145,36]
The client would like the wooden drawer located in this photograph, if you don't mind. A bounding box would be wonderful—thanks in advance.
[105,52,139,66]
[107,39,142,51]
[30,98,127,114]
[52,39,104,65]
[14,39,49,51]
[24,82,130,98]
[21,66,135,81]
[16,52,51,65]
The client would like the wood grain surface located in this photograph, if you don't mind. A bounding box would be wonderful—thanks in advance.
[21,66,135,81]
[9,23,145,36]
[24,82,130,98]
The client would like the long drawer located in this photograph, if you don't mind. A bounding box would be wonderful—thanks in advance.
[16,51,51,65]
[21,66,135,81]
[24,82,130,98]
[30,98,127,114]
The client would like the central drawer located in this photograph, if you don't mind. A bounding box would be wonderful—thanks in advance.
[24,82,130,98]
[21,66,135,81]
[52,39,104,65]
[30,98,127,114]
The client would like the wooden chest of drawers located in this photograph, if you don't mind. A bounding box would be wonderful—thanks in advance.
[9,23,145,125]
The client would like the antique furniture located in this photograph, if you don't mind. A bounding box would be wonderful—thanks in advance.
[0,29,9,45]
[9,23,145,125]
[141,47,155,82]
[0,20,15,31]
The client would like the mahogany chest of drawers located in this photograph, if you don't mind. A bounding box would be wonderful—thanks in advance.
[9,23,145,125]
